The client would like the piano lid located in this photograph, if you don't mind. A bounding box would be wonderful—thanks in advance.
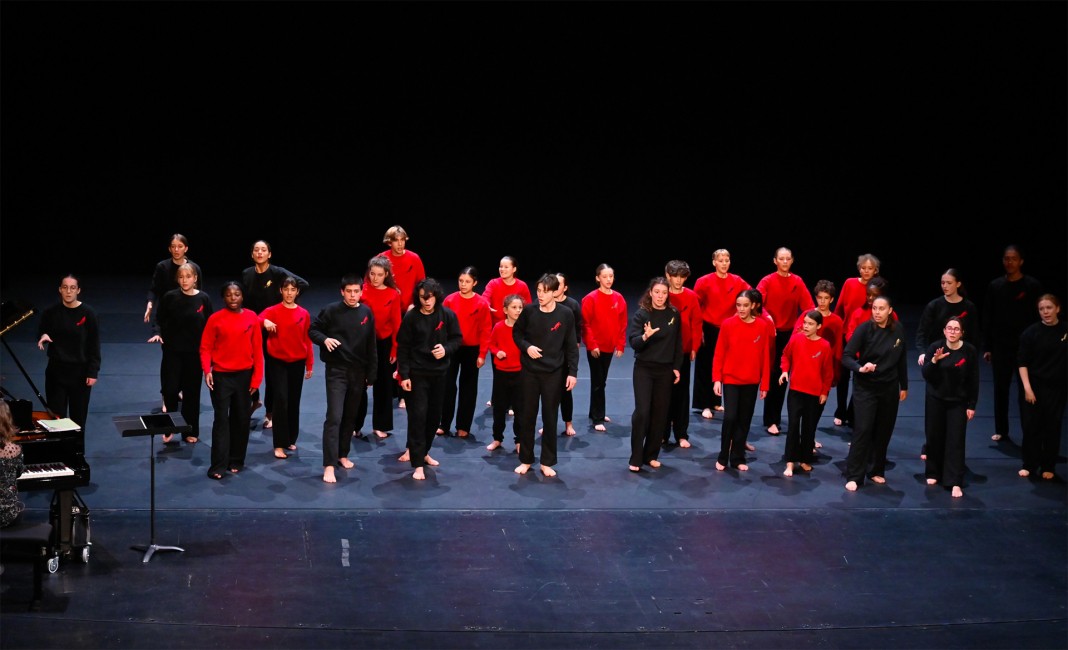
[1,299,35,337]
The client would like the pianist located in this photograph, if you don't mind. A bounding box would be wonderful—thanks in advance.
[0,401,26,527]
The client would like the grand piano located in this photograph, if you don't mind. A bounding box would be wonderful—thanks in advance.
[3,299,92,567]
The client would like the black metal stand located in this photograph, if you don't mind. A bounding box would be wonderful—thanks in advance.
[114,413,191,563]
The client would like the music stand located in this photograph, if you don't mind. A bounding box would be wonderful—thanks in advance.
[114,413,191,563]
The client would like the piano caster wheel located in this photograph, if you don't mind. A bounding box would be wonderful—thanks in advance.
[80,546,90,563]
[47,556,59,574]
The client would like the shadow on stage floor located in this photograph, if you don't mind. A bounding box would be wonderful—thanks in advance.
[1,275,1065,649]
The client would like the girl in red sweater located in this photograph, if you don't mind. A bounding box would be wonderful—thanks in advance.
[440,266,492,438]
[779,310,834,476]
[581,263,628,432]
[357,255,403,439]
[259,277,314,459]
[486,294,525,451]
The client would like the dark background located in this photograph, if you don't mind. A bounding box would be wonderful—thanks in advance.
[2,2,1065,308]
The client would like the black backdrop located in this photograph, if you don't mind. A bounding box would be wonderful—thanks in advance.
[2,2,1065,307]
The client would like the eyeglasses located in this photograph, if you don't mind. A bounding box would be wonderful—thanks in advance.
[944,326,961,332]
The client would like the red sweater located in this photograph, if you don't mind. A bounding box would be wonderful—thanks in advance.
[489,320,522,372]
[200,308,264,389]
[834,277,868,321]
[794,311,844,385]
[712,315,772,390]
[581,289,628,352]
[780,332,834,397]
[260,304,314,371]
[376,249,425,311]
[756,272,815,332]
[668,287,704,355]
[443,291,492,357]
[694,272,751,326]
[362,284,403,358]
[482,277,532,323]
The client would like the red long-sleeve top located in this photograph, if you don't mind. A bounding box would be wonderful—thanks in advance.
[668,287,704,355]
[834,277,868,321]
[200,308,264,389]
[443,291,492,357]
[694,272,751,326]
[756,272,815,332]
[488,320,522,372]
[362,284,403,359]
[712,315,772,390]
[482,277,532,324]
[780,332,834,397]
[259,303,314,371]
[377,249,425,312]
[581,289,628,353]
[794,311,844,385]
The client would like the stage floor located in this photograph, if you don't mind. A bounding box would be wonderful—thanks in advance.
[1,275,1065,649]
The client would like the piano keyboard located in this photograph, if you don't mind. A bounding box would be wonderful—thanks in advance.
[18,462,75,481]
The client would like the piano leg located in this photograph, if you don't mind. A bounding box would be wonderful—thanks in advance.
[51,489,73,557]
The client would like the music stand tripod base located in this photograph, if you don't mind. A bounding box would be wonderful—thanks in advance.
[114,413,192,563]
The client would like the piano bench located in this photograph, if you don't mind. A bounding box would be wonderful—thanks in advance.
[1,521,55,611]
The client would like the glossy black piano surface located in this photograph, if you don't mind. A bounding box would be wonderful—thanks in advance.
[14,424,90,492]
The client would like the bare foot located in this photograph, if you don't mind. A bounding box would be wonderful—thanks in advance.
[274,448,287,459]
[678,438,691,448]
[951,486,963,498]
[920,453,927,461]
[767,425,780,435]
[701,408,714,420]
[564,423,576,436]
[538,428,543,436]
[339,458,354,469]
[745,442,756,451]
[737,463,749,472]
[287,444,297,451]
[629,465,640,472]
[424,455,439,466]
[412,467,425,480]
[604,416,611,422]
[833,418,843,426]
[486,400,492,406]
[783,463,793,477]
[540,465,557,477]
[374,430,389,439]
[814,440,823,449]
[1018,468,1030,477]
[845,480,858,491]
[515,463,531,474]
[185,436,199,444]
[926,478,937,485]
[594,424,607,432]
[871,475,886,484]
[162,433,174,444]
[398,399,406,409]
[456,429,469,438]
[1042,471,1055,480]
[649,459,662,468]
[436,428,446,436]
[507,409,514,416]
[398,450,410,462]
[714,405,724,412]
[799,463,812,472]
[323,467,336,483]
[991,433,1002,441]
[715,462,726,471]
[486,440,502,451]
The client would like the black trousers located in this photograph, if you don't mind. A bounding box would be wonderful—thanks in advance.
[665,354,693,442]
[440,345,481,433]
[208,369,252,476]
[586,351,614,424]
[405,371,447,469]
[763,329,792,428]
[160,347,203,438]
[784,390,820,464]
[1020,381,1066,474]
[516,367,565,467]
[692,322,720,410]
[44,360,92,431]
[844,380,901,483]
[718,383,757,467]
[266,355,306,449]
[630,361,672,467]
[356,337,395,434]
[924,396,968,487]
[322,364,366,467]
[491,367,521,443]
[990,344,1020,440]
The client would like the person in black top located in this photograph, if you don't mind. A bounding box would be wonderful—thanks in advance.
[512,273,579,477]
[241,239,310,429]
[627,277,683,472]
[982,245,1043,444]
[148,263,214,443]
[842,295,908,491]
[547,272,582,437]
[395,278,462,480]
[308,274,377,484]
[1017,294,1066,481]
[921,317,980,498]
[37,275,101,430]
